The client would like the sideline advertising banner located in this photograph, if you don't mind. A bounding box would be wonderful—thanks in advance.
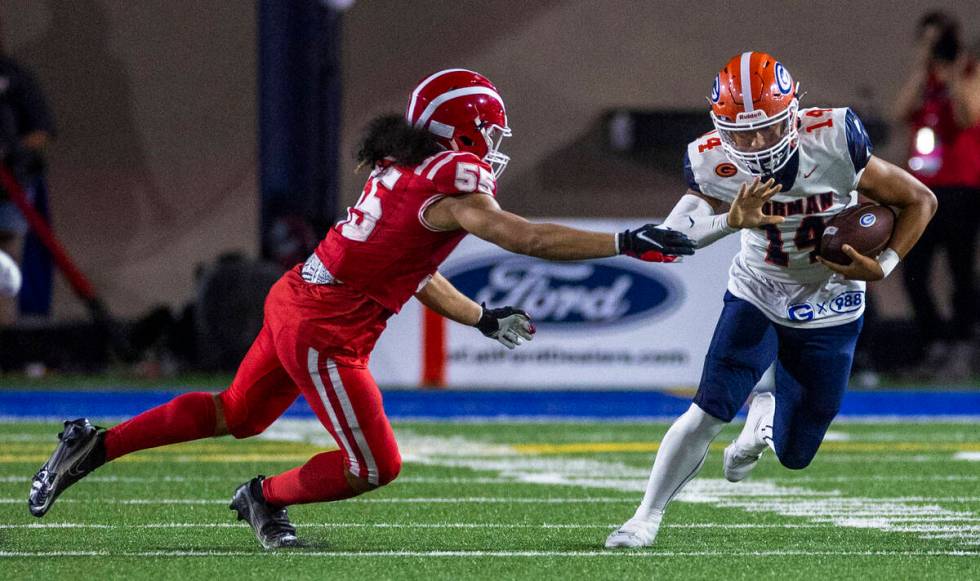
[371,219,740,389]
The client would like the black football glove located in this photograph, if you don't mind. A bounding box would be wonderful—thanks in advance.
[617,224,696,262]
[474,304,535,349]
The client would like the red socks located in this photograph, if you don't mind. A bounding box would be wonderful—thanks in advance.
[104,391,217,461]
[104,391,360,506]
[262,450,357,506]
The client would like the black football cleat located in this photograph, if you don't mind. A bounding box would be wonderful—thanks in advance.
[29,418,106,517]
[230,476,303,549]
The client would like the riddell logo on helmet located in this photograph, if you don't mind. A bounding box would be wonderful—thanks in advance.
[736,110,767,123]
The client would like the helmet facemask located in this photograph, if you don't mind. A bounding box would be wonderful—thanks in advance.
[711,99,799,175]
[449,119,512,178]
[480,122,511,178]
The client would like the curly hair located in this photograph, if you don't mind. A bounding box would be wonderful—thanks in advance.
[356,114,442,169]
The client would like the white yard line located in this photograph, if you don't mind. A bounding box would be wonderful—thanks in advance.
[0,497,635,505]
[3,474,979,485]
[785,474,980,483]
[0,549,977,558]
[0,522,846,530]
[0,475,225,484]
[3,474,979,487]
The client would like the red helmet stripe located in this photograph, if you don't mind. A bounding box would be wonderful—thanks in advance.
[739,51,754,113]
[406,68,476,123]
[414,86,506,129]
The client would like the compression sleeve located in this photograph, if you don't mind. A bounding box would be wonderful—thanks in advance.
[661,194,737,248]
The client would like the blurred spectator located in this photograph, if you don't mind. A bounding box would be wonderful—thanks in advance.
[894,11,979,380]
[0,51,55,325]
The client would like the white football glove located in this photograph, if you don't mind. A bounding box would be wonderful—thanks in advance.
[474,304,535,349]
[0,249,21,298]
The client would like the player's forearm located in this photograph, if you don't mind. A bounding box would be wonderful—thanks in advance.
[662,194,737,248]
[414,272,482,326]
[888,189,937,258]
[860,159,938,258]
[516,223,617,260]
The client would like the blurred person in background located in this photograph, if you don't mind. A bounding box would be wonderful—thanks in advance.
[894,11,978,379]
[0,49,55,325]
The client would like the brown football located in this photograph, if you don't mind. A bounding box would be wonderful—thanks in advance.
[819,203,896,265]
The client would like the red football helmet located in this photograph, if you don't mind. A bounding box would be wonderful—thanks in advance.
[709,51,800,175]
[406,69,511,177]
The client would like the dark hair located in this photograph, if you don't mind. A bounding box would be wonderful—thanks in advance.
[356,114,442,169]
[918,10,960,62]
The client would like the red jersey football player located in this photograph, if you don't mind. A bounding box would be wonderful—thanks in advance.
[28,69,695,549]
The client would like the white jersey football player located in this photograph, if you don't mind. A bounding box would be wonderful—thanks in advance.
[606,51,937,548]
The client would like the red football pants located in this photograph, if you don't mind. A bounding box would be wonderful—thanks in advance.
[218,270,401,491]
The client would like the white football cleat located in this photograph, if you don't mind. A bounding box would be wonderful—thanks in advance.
[724,392,775,483]
[604,515,662,549]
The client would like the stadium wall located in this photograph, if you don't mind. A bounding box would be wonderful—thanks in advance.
[1,0,977,321]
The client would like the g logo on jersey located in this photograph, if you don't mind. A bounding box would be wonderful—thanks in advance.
[775,62,792,94]
[859,213,877,228]
[788,303,815,322]
[715,162,737,177]
[710,75,721,103]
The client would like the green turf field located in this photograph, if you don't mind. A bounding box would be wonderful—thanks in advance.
[1,419,978,579]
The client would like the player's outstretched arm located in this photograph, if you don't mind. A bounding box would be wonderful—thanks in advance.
[415,272,483,326]
[661,179,783,248]
[818,155,937,281]
[414,272,534,349]
[424,193,695,262]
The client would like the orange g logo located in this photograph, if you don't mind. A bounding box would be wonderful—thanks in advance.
[715,162,737,178]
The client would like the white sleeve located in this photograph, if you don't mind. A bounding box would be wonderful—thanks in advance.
[661,194,737,248]
[0,250,22,298]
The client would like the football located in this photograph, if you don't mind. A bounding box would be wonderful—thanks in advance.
[819,202,896,265]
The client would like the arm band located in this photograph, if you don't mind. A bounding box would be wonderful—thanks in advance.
[661,194,737,248]
[877,248,900,279]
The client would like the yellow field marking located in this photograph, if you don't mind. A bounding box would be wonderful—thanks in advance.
[0,448,337,464]
[513,441,980,455]
[2,442,325,454]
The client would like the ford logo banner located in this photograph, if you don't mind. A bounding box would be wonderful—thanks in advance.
[443,256,682,329]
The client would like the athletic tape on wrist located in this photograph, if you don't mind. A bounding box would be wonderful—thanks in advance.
[877,248,900,278]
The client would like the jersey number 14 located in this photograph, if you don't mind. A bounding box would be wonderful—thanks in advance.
[761,217,825,267]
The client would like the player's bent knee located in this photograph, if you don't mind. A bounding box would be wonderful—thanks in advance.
[774,445,817,470]
[217,391,269,439]
[375,451,402,487]
[778,454,814,470]
[345,471,375,493]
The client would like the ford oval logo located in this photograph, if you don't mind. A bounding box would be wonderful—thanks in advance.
[443,256,682,329]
